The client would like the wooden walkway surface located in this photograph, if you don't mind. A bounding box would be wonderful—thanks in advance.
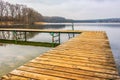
[0,28,81,33]
[1,31,120,80]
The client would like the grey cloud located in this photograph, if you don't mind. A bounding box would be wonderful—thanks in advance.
[3,0,120,19]
[5,0,69,5]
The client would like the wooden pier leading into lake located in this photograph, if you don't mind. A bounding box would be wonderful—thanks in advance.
[1,29,120,80]
[0,28,82,47]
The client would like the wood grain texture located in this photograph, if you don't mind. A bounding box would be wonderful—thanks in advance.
[1,31,120,80]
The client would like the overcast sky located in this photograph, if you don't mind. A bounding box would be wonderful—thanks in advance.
[4,0,120,20]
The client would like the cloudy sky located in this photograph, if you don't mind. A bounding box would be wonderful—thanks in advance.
[4,0,120,20]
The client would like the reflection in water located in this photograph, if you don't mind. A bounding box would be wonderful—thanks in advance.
[42,25,66,29]
[0,24,66,42]
[0,24,66,29]
[0,43,51,77]
[0,31,39,41]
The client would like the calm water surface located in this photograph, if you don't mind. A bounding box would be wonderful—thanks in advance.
[0,44,51,77]
[0,23,120,76]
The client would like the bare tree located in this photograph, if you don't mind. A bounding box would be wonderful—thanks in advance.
[0,0,43,26]
[0,0,5,25]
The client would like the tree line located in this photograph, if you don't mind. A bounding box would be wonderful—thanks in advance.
[0,0,43,25]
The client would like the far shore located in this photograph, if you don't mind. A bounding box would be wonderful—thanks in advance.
[0,21,120,26]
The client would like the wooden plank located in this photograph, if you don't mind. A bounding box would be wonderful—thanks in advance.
[1,75,30,80]
[24,62,119,79]
[0,28,82,33]
[43,50,114,60]
[51,48,112,55]
[43,51,114,61]
[31,59,118,75]
[17,66,104,80]
[40,54,116,67]
[42,53,115,64]
[10,70,68,80]
[36,56,116,70]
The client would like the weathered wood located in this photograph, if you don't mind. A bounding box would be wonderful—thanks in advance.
[35,57,116,70]
[10,70,68,80]
[0,28,82,33]
[1,31,120,80]
[40,54,116,67]
[24,62,119,79]
[18,66,103,80]
[1,75,29,80]
[31,59,118,75]
[42,53,115,64]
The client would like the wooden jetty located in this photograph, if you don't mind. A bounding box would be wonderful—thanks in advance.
[0,28,82,46]
[1,30,120,80]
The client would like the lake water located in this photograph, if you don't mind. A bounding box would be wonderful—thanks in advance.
[0,44,51,77]
[0,23,120,77]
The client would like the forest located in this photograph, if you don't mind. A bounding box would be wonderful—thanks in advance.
[0,0,43,25]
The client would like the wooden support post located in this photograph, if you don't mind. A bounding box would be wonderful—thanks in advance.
[24,32,27,42]
[52,33,54,47]
[58,32,60,44]
[13,30,17,44]
[72,23,74,30]
[50,32,55,47]
[2,31,5,39]
[72,23,75,37]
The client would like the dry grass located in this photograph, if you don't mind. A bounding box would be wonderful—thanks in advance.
[0,21,14,25]
[34,22,47,25]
